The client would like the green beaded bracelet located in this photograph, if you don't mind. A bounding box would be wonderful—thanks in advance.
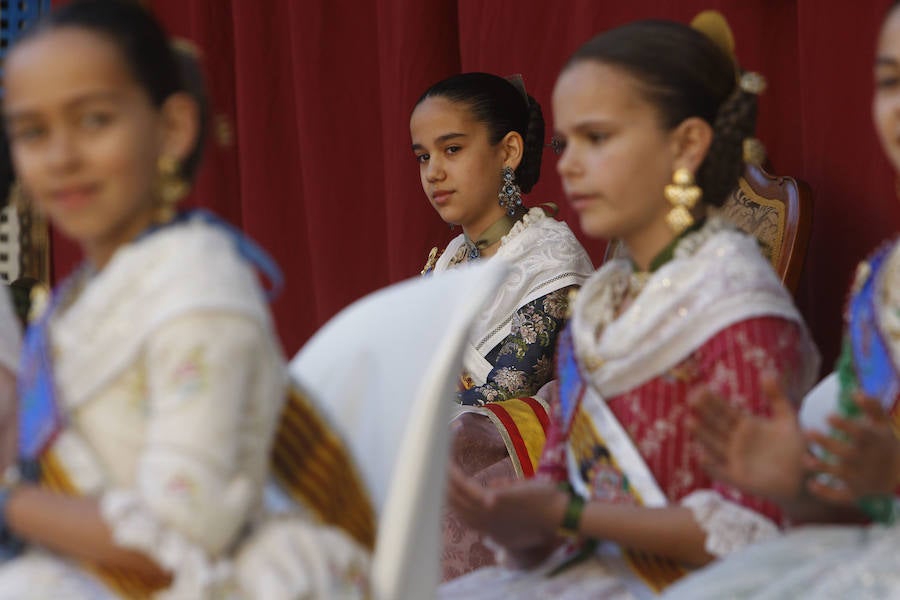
[858,494,898,525]
[558,486,586,536]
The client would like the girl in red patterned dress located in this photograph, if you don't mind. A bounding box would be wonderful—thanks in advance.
[441,13,819,599]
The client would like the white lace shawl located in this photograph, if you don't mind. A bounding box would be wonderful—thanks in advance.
[51,217,273,411]
[571,218,820,398]
[434,208,594,379]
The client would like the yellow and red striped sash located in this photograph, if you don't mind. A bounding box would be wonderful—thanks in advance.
[482,397,550,478]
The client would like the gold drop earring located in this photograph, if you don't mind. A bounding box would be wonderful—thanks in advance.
[156,156,189,223]
[664,168,702,234]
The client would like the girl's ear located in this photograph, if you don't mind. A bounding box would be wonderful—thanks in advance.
[158,91,199,165]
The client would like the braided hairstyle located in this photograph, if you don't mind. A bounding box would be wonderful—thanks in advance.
[416,72,545,193]
[566,20,757,207]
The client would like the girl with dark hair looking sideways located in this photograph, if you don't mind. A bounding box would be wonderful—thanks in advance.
[411,72,593,578]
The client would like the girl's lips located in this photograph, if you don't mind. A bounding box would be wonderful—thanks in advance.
[432,190,454,205]
[52,184,98,209]
[567,193,596,211]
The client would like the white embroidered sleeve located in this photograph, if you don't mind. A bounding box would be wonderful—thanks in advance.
[682,490,780,557]
[100,313,284,594]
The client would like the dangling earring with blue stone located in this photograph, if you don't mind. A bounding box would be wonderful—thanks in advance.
[498,166,522,216]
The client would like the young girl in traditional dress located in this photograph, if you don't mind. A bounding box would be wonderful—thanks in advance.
[441,13,819,599]
[411,73,594,578]
[0,1,369,598]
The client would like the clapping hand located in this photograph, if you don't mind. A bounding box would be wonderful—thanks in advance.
[687,373,806,503]
[804,392,900,505]
[446,463,567,555]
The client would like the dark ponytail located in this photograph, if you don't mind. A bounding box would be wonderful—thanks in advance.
[517,94,545,193]
[566,20,757,207]
[416,72,545,193]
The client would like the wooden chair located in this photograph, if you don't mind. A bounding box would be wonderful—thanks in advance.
[603,164,813,293]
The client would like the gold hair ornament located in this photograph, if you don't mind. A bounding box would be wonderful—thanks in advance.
[691,11,736,68]
[743,137,767,166]
[739,71,767,95]
[691,11,768,166]
[171,38,202,59]
[690,11,767,93]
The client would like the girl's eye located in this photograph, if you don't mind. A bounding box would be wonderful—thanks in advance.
[548,137,565,155]
[446,145,461,155]
[11,125,46,142]
[415,153,429,164]
[587,132,609,144]
[81,112,113,129]
[877,77,900,90]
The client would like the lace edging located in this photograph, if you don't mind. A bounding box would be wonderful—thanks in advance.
[682,490,780,557]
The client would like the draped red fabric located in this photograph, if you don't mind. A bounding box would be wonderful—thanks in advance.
[48,0,897,371]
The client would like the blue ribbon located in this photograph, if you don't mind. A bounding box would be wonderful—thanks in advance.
[17,296,65,461]
[841,243,900,524]
[848,244,899,409]
[557,326,585,434]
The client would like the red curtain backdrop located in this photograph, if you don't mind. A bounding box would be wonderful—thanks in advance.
[48,0,898,373]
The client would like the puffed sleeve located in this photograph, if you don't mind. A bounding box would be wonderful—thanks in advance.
[99,312,285,595]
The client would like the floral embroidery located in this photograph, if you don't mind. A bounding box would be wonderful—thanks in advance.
[664,355,700,382]
[168,347,209,399]
[533,355,554,384]
[491,367,529,393]
[165,473,199,505]
[542,290,570,320]
[459,286,576,406]
[328,558,370,597]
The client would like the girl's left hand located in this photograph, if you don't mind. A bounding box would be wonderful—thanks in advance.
[446,463,567,552]
[687,374,807,503]
[804,392,900,504]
